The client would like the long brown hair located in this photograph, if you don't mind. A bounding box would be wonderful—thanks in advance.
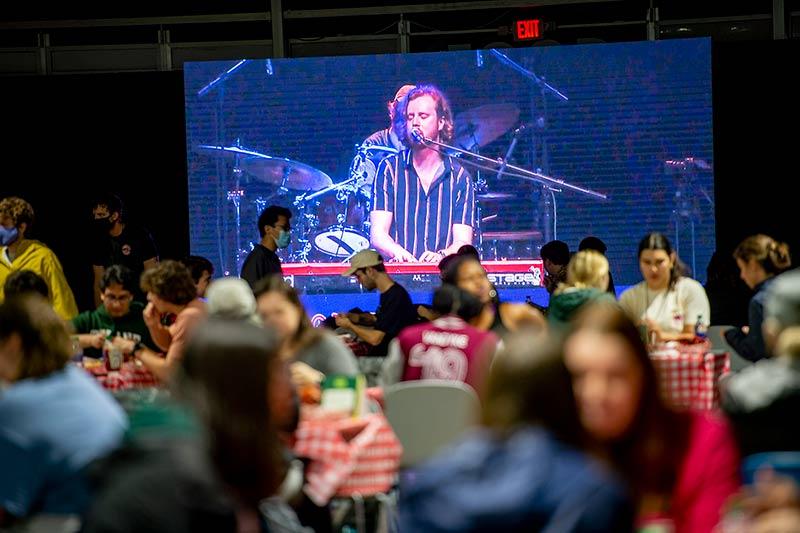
[174,319,284,506]
[567,302,690,497]
[482,333,586,448]
[252,274,321,351]
[0,295,71,380]
[733,234,791,276]
[638,232,687,290]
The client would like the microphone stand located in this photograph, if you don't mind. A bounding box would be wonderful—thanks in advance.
[415,134,606,200]
[485,49,570,241]
[197,59,249,98]
[488,50,568,102]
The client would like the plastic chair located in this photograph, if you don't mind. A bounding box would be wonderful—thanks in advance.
[384,380,480,468]
[707,325,751,372]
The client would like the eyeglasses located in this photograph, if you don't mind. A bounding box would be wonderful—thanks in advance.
[103,293,133,303]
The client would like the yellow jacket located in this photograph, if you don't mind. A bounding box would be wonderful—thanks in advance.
[0,240,79,320]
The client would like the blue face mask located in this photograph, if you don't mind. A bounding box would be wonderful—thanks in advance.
[0,226,19,246]
[276,229,291,249]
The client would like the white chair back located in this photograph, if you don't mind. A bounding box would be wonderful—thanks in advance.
[708,325,751,372]
[384,380,480,468]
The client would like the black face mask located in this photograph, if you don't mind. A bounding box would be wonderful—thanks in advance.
[92,216,115,232]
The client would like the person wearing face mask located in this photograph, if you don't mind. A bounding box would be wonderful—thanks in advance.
[90,193,159,306]
[0,196,78,320]
[240,205,292,290]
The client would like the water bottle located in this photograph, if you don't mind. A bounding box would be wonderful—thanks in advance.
[694,314,707,341]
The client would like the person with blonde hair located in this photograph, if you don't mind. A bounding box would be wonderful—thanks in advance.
[0,197,78,320]
[548,250,616,328]
[726,234,792,361]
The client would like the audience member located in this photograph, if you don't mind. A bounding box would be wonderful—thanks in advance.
[335,249,417,357]
[540,239,570,295]
[381,284,497,390]
[0,196,78,319]
[725,234,792,361]
[400,333,634,531]
[440,254,545,336]
[578,235,616,295]
[563,303,740,531]
[548,249,616,329]
[205,277,260,325]
[182,255,215,298]
[619,232,710,342]
[0,296,126,526]
[71,265,155,358]
[723,269,800,456]
[2,269,49,300]
[120,260,206,382]
[254,275,358,382]
[83,319,300,533]
[91,193,158,305]
[240,205,292,289]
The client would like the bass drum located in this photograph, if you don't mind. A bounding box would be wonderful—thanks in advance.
[312,225,370,259]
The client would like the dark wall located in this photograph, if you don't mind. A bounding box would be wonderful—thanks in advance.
[712,40,798,258]
[0,39,797,311]
[0,72,188,311]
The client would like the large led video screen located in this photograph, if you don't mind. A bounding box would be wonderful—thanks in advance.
[184,38,713,314]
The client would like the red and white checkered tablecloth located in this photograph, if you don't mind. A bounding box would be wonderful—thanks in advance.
[649,341,731,411]
[293,408,402,506]
[78,360,160,391]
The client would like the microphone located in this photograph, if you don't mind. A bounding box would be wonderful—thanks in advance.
[410,128,426,144]
[497,125,527,180]
[265,58,274,76]
[476,50,484,68]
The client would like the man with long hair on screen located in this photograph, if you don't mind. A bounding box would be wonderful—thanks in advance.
[370,84,475,263]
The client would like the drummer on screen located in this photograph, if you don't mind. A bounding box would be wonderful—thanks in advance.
[350,84,415,200]
[370,84,475,263]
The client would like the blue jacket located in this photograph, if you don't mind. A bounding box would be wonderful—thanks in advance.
[400,427,633,532]
[725,277,773,361]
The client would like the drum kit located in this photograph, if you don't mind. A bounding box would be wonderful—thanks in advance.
[197,102,543,269]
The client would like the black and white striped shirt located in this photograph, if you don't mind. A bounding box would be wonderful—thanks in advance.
[373,150,475,258]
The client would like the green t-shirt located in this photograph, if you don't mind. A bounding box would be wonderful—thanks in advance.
[71,301,155,358]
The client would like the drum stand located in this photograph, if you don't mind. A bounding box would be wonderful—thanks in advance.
[667,157,712,276]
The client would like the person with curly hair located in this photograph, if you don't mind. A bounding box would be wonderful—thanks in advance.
[370,84,475,263]
[0,196,78,320]
[117,260,206,382]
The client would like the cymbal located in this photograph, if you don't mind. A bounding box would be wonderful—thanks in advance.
[476,192,514,201]
[196,144,269,159]
[241,156,333,191]
[482,230,543,241]
[454,104,520,150]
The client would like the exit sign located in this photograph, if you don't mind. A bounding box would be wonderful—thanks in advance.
[514,19,544,41]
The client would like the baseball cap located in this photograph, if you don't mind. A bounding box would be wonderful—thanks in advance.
[341,249,384,277]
